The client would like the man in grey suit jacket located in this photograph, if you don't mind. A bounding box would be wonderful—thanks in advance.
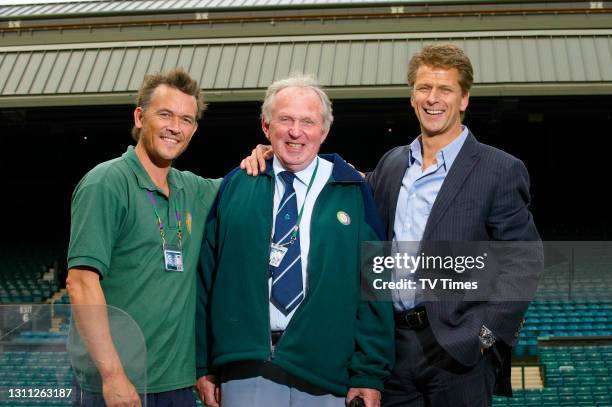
[242,43,542,407]
[366,43,541,407]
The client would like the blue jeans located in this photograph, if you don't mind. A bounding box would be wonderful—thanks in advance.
[72,378,196,407]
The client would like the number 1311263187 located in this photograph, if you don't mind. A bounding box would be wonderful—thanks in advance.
[7,388,72,398]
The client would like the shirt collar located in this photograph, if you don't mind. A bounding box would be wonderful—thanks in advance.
[123,145,184,192]
[408,137,423,166]
[272,155,319,186]
[408,125,469,171]
[168,168,184,190]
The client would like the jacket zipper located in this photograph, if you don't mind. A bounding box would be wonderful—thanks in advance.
[267,180,276,360]
[268,179,331,359]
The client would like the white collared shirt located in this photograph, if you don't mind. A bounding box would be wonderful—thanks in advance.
[269,155,334,330]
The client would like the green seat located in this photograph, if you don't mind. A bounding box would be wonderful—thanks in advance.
[591,385,609,395]
[562,377,580,386]
[573,386,592,395]
[525,396,542,404]
[556,387,575,395]
[576,395,594,403]
[558,395,576,403]
[546,377,563,386]
[593,367,608,376]
[540,388,558,396]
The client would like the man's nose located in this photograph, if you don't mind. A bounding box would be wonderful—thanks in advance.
[426,89,439,104]
[168,116,181,133]
[288,120,301,136]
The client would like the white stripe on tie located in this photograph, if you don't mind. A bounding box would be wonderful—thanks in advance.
[277,225,297,245]
[276,192,296,215]
[286,291,304,309]
[272,256,301,284]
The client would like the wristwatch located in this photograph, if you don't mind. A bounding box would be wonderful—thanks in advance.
[479,325,496,349]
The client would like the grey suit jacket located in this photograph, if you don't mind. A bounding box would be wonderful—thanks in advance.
[367,131,542,396]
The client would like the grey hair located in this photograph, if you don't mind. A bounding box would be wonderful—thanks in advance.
[261,74,334,130]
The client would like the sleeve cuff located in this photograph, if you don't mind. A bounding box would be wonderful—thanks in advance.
[67,256,108,278]
[196,367,209,379]
[349,375,384,391]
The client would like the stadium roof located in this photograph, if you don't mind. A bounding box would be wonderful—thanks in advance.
[0,0,583,18]
[1,29,611,107]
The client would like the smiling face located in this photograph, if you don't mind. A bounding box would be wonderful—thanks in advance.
[410,64,469,141]
[262,86,329,172]
[133,84,198,167]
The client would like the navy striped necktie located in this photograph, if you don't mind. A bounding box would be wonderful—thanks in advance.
[270,171,304,315]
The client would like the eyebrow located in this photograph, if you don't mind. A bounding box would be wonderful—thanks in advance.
[156,108,196,119]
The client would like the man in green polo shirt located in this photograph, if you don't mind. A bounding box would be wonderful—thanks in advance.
[67,68,220,406]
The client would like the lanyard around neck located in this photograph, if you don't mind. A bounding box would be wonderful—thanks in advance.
[147,191,183,248]
[286,157,319,243]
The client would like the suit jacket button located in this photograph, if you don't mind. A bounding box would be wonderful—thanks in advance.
[514,332,519,337]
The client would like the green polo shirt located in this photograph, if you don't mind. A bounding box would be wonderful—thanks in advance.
[68,146,221,393]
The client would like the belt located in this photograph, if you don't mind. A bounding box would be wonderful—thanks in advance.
[394,307,428,330]
[271,330,284,346]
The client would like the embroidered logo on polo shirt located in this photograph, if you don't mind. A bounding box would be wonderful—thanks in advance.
[336,211,351,226]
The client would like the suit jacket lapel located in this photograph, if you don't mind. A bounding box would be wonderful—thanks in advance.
[386,146,411,239]
[422,132,480,240]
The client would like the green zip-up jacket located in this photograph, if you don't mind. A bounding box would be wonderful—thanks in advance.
[196,154,394,396]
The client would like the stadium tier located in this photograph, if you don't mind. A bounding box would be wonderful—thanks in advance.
[0,249,62,304]
[491,254,612,406]
[0,351,72,406]
[516,300,612,357]
[494,345,612,406]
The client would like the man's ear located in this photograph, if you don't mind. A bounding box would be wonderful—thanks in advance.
[134,107,144,129]
[320,127,330,145]
[460,92,470,112]
[261,117,271,141]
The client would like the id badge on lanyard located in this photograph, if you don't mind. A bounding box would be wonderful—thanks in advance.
[269,159,319,268]
[148,191,184,272]
[269,243,288,267]
[164,243,184,272]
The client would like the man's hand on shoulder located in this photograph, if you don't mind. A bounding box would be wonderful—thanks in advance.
[347,388,381,407]
[196,374,220,407]
[240,144,273,176]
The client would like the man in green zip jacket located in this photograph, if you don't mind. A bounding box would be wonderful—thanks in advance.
[195,74,394,407]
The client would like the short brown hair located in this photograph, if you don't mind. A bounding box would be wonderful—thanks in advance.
[132,68,206,141]
[407,43,474,95]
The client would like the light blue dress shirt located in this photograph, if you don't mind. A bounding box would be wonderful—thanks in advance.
[392,126,469,311]
[269,155,334,330]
